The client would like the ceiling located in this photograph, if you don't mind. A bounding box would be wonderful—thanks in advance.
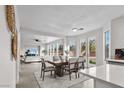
[17,5,124,46]
[21,31,60,46]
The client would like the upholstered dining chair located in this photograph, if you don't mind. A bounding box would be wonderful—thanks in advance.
[77,56,85,69]
[59,56,67,62]
[53,56,61,62]
[40,58,56,81]
[77,56,85,78]
[64,57,79,80]
[59,56,63,62]
[59,56,68,73]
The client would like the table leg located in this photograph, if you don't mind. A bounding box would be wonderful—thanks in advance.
[55,66,63,77]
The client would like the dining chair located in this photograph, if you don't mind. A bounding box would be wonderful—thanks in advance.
[59,56,68,74]
[77,56,85,78]
[64,57,79,80]
[59,56,67,62]
[40,58,56,81]
[59,56,63,62]
[53,56,61,62]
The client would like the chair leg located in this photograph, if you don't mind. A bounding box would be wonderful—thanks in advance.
[61,68,64,76]
[78,73,80,78]
[75,72,77,79]
[64,69,66,73]
[42,71,45,81]
[83,63,85,69]
[54,70,56,78]
[69,71,71,80]
[51,71,52,76]
[40,70,42,78]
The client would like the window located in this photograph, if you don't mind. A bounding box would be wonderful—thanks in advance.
[49,44,52,56]
[48,46,50,55]
[26,47,39,56]
[58,43,64,56]
[79,37,96,68]
[54,43,57,56]
[104,31,110,59]
[30,48,38,54]
[80,40,86,56]
[68,40,76,57]
[80,39,87,67]
[51,45,54,56]
[88,37,96,67]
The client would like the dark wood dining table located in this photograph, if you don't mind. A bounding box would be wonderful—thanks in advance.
[46,60,68,77]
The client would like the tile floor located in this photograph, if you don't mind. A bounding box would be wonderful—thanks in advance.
[16,62,94,88]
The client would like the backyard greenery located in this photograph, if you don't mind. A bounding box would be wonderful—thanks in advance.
[89,60,96,64]
[81,41,86,56]
[89,39,96,56]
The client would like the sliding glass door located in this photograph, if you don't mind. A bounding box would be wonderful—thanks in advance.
[80,39,87,67]
[68,40,76,57]
[88,37,96,67]
[80,37,96,68]
[104,31,110,60]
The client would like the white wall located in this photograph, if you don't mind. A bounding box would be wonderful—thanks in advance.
[0,6,16,87]
[15,5,21,84]
[111,15,124,58]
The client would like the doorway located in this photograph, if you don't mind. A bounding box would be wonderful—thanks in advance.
[80,36,96,68]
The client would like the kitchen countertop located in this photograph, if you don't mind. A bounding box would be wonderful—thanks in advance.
[106,59,124,63]
[79,64,124,87]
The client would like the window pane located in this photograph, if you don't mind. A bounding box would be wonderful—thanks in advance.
[105,31,110,59]
[26,47,39,56]
[49,46,50,55]
[89,38,96,57]
[68,40,76,57]
[58,44,63,55]
[54,43,57,56]
[88,37,96,66]
[80,40,87,67]
[80,40,86,56]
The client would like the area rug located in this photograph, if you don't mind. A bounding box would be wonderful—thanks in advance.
[34,72,90,88]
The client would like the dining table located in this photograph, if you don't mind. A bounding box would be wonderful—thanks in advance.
[46,60,68,77]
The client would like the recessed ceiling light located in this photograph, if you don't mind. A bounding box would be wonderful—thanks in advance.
[79,28,84,30]
[72,28,84,32]
[72,28,78,32]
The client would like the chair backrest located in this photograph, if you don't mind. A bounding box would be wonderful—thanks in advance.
[53,56,61,62]
[77,56,85,69]
[69,57,78,63]
[78,56,85,62]
[43,56,53,61]
[68,57,78,69]
[41,58,46,69]
[59,56,63,62]
[59,56,67,62]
